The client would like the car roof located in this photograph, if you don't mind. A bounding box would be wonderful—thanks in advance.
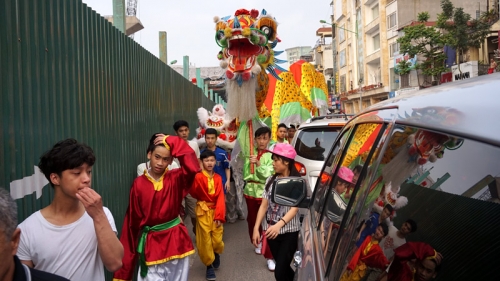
[298,115,351,129]
[362,73,500,146]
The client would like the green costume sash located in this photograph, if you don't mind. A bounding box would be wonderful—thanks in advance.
[137,217,181,277]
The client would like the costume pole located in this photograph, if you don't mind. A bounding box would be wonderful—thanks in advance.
[248,120,254,174]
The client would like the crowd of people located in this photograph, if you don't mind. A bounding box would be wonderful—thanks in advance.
[0,120,442,281]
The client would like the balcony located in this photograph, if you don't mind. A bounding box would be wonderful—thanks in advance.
[366,50,380,65]
[365,18,380,35]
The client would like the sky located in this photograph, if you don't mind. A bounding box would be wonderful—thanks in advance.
[81,0,333,67]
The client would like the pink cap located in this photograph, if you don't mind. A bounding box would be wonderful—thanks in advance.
[337,167,354,183]
[268,143,297,160]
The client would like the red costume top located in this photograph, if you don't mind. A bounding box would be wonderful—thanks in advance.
[190,171,226,223]
[113,136,200,281]
[348,236,389,271]
[387,242,437,281]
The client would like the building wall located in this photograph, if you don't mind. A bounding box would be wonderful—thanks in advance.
[286,46,312,64]
[397,0,489,28]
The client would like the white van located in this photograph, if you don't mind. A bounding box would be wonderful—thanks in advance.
[271,73,500,281]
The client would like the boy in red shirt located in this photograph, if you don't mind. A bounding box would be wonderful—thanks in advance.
[190,150,226,281]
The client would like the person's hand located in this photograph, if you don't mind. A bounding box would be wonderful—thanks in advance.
[249,155,260,166]
[265,224,281,240]
[355,233,361,242]
[315,138,321,147]
[225,181,231,192]
[252,229,261,247]
[76,187,104,219]
[154,134,167,145]
[214,220,222,228]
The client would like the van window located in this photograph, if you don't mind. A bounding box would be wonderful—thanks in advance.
[312,128,353,231]
[330,125,500,281]
[318,123,388,277]
[294,128,342,161]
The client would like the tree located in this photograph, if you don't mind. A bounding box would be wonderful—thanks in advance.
[397,12,447,84]
[396,59,413,88]
[437,0,492,73]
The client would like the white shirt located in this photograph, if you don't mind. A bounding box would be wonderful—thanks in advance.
[137,161,179,176]
[17,208,118,281]
[380,224,406,260]
[188,140,200,158]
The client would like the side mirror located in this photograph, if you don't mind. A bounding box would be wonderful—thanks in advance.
[325,190,347,223]
[271,177,307,207]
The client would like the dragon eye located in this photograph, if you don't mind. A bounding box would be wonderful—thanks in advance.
[261,26,270,35]
[217,30,225,40]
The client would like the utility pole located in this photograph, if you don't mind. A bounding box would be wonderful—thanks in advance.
[183,56,189,79]
[159,32,167,64]
[112,0,126,34]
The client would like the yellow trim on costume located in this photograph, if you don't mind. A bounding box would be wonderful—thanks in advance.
[425,249,438,260]
[202,170,215,194]
[143,168,169,191]
[145,249,195,266]
[363,240,378,256]
[112,279,129,281]
[161,135,171,150]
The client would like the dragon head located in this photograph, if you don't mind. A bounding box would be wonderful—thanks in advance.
[215,9,277,82]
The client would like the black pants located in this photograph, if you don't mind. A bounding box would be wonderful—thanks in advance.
[267,231,299,281]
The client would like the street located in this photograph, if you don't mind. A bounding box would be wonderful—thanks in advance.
[185,214,275,281]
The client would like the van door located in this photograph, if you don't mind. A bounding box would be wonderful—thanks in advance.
[328,123,500,281]
[295,109,395,280]
[320,121,392,281]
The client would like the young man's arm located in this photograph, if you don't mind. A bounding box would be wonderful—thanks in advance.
[254,153,275,181]
[225,168,231,191]
[76,188,124,272]
[156,135,200,189]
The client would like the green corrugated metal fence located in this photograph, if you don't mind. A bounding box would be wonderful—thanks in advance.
[0,0,214,243]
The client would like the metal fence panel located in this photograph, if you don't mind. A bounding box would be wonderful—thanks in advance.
[1,0,214,244]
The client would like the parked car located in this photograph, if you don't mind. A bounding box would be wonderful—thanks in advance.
[272,73,500,281]
[291,115,352,192]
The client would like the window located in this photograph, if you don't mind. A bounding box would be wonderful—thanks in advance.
[339,49,346,67]
[329,122,500,281]
[387,12,397,29]
[340,74,346,93]
[348,45,353,65]
[312,129,351,228]
[373,34,380,51]
[339,24,346,42]
[319,122,389,279]
[294,128,342,162]
[371,5,379,20]
[390,42,400,56]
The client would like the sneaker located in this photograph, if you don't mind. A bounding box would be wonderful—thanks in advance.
[238,214,245,220]
[212,253,220,269]
[206,266,216,281]
[267,259,276,271]
[254,242,262,255]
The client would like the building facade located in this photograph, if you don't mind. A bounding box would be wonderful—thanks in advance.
[314,27,334,94]
[333,0,498,114]
[286,46,313,65]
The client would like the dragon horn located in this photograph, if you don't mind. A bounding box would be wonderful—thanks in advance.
[233,16,241,28]
[261,9,267,15]
[267,66,283,81]
[273,64,288,72]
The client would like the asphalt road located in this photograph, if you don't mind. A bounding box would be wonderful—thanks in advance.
[185,216,276,281]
